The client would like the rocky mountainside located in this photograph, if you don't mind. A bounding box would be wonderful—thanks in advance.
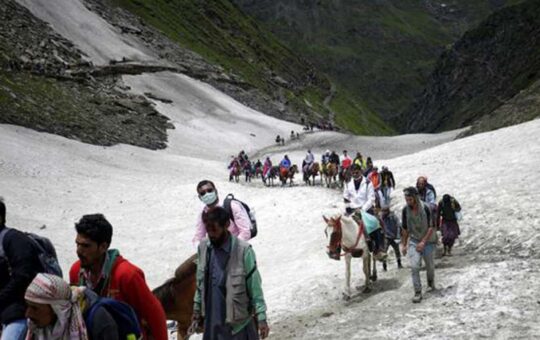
[0,0,172,149]
[0,0,394,146]
[231,0,522,126]
[400,0,540,133]
[106,0,392,135]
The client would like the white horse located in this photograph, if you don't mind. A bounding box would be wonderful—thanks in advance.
[323,214,378,300]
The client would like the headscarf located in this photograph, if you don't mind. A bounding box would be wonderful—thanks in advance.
[25,274,89,340]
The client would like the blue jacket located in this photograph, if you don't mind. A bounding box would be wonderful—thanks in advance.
[280,158,291,168]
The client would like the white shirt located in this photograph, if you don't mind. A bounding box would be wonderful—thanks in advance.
[343,177,375,211]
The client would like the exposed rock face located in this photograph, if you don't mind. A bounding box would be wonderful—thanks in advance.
[401,0,540,133]
[0,0,172,150]
[84,0,332,125]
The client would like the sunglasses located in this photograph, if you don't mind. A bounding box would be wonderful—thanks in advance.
[199,188,215,195]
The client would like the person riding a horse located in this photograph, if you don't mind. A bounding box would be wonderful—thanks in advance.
[303,150,315,174]
[279,155,291,178]
[343,165,376,214]
[262,157,272,181]
[321,150,331,173]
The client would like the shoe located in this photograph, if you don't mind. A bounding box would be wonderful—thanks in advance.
[397,259,403,269]
[428,280,435,291]
[412,292,423,303]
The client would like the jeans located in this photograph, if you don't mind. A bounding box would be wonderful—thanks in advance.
[1,319,27,340]
[408,240,435,293]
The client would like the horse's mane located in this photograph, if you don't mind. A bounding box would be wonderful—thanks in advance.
[153,254,197,311]
[174,253,197,282]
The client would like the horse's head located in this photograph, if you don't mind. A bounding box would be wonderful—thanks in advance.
[323,215,343,260]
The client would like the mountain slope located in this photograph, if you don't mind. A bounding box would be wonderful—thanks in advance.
[231,0,522,126]
[401,0,540,133]
[107,0,393,135]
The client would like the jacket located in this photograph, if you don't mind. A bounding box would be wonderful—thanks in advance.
[194,236,267,334]
[343,178,375,211]
[329,153,340,165]
[279,158,291,169]
[381,170,395,188]
[368,171,381,189]
[381,212,401,239]
[341,156,352,169]
[0,226,42,324]
[193,199,251,246]
[69,252,167,340]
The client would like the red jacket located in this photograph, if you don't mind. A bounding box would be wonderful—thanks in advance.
[70,256,167,340]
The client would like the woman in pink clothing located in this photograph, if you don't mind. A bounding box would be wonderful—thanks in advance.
[192,180,252,246]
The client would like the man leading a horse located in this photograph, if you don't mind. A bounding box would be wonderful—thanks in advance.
[192,207,269,340]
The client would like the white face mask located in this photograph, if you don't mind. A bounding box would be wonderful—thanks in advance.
[200,191,218,206]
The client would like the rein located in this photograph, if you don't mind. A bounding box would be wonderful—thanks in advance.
[328,217,364,257]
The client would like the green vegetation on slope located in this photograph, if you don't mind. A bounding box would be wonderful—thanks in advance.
[401,0,540,133]
[232,0,524,127]
[110,0,393,135]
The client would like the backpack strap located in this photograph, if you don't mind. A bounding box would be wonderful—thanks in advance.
[223,194,235,221]
[0,227,12,258]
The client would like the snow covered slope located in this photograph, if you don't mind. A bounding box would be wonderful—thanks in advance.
[1,118,539,339]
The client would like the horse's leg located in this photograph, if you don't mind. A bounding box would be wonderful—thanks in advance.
[371,255,378,282]
[362,253,372,293]
[344,254,352,300]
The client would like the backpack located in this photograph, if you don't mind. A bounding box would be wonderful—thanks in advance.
[223,194,257,238]
[85,297,142,340]
[426,183,437,200]
[0,227,63,277]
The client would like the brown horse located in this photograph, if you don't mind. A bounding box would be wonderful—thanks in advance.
[153,254,197,340]
[229,163,241,182]
[303,162,321,186]
[280,165,298,186]
[324,163,338,188]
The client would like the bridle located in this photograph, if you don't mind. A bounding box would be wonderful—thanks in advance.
[325,216,364,258]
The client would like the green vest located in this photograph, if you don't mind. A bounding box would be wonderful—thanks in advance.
[198,237,252,327]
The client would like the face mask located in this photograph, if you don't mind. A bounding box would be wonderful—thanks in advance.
[200,191,218,206]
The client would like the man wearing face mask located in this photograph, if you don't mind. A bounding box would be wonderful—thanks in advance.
[343,164,376,215]
[193,180,252,247]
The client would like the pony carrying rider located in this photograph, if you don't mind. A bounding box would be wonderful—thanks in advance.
[262,157,273,183]
[321,150,331,173]
[228,156,241,181]
[279,155,291,178]
[303,150,315,174]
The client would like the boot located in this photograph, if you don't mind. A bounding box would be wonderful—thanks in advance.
[383,261,387,271]
[397,258,403,269]
[442,246,448,256]
[448,246,452,256]
[412,291,422,303]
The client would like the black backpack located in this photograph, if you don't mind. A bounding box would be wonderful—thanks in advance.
[0,227,63,277]
[223,194,257,238]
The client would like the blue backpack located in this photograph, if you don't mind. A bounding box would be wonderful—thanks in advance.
[85,298,142,340]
